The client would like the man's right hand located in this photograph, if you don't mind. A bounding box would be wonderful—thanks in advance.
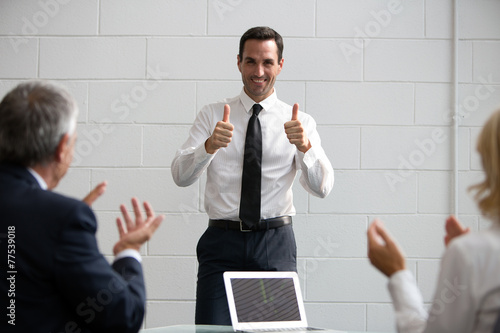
[82,181,107,207]
[205,104,233,154]
[113,197,164,255]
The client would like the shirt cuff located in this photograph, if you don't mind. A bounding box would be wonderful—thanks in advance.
[301,145,321,169]
[194,140,216,164]
[114,249,142,263]
[388,269,423,312]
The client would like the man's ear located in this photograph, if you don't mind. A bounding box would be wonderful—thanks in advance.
[277,57,284,74]
[54,133,70,163]
[237,54,242,72]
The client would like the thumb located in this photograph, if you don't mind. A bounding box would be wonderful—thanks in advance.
[291,103,299,121]
[223,104,230,123]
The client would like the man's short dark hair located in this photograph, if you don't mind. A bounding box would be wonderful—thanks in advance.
[239,26,284,62]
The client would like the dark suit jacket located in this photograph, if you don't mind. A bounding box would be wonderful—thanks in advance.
[0,163,146,333]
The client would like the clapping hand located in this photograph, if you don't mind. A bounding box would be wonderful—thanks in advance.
[113,198,164,255]
[444,215,470,247]
[82,181,107,206]
[367,219,406,277]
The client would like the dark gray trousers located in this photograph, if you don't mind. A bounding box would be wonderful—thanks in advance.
[194,223,297,325]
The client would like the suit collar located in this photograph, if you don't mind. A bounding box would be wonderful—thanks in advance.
[0,163,42,190]
[27,168,48,190]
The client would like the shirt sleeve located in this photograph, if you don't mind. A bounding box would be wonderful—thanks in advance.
[114,248,142,263]
[171,106,216,187]
[388,241,475,333]
[294,115,334,198]
[388,270,428,333]
[422,241,474,333]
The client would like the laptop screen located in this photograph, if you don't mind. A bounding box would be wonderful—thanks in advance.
[224,271,309,331]
[231,277,301,322]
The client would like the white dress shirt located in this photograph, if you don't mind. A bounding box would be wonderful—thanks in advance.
[387,224,500,333]
[171,89,334,220]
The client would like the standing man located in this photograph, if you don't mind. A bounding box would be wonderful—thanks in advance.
[171,26,334,325]
[0,81,163,332]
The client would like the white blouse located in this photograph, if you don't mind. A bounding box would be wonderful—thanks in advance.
[388,224,500,333]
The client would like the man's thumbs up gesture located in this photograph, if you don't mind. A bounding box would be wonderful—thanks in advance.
[205,104,234,154]
[284,103,311,153]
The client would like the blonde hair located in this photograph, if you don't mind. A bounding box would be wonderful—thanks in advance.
[469,108,500,218]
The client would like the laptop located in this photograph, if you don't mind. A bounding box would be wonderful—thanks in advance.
[223,271,346,333]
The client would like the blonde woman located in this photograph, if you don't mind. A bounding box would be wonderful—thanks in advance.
[368,108,500,333]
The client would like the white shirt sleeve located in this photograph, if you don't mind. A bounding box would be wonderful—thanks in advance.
[387,241,475,333]
[171,106,215,187]
[388,270,428,333]
[423,241,474,333]
[113,248,142,263]
[294,116,334,198]
[171,141,214,187]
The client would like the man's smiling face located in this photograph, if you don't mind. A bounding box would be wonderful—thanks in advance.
[237,39,284,103]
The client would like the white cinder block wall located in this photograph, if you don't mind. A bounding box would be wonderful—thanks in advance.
[1,0,499,331]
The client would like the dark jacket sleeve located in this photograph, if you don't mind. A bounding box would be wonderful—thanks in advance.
[53,202,146,333]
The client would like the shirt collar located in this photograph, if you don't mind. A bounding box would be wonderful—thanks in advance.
[27,168,48,190]
[239,88,278,114]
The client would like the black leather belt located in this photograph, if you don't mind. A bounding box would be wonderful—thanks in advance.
[209,216,292,232]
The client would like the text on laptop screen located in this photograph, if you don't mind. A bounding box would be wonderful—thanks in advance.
[230,277,301,323]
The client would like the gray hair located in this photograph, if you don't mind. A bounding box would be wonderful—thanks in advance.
[0,81,78,167]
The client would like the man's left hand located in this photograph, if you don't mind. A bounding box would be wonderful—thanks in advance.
[113,197,164,255]
[284,103,311,153]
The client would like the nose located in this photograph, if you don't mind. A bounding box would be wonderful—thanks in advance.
[255,64,264,77]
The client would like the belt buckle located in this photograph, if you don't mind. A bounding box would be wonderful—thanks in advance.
[239,220,253,232]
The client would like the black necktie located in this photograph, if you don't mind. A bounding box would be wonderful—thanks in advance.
[239,104,263,228]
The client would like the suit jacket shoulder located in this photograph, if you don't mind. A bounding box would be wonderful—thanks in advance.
[0,164,146,333]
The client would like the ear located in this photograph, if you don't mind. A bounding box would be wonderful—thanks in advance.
[237,54,242,73]
[277,57,284,74]
[54,133,70,163]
